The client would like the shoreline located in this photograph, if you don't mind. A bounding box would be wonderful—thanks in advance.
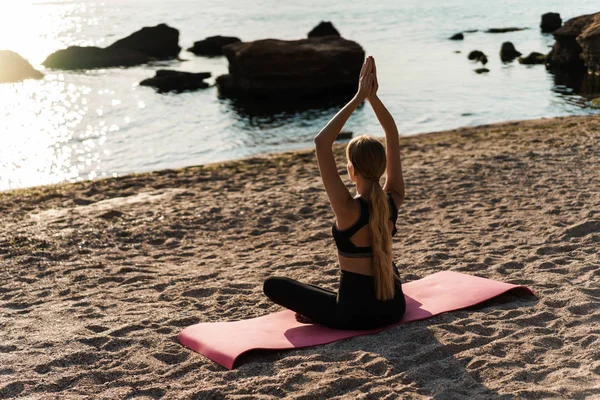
[1,113,599,398]
[1,113,595,197]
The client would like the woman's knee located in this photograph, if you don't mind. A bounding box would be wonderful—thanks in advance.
[263,276,289,299]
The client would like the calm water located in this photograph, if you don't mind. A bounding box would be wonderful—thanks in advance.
[1,0,599,191]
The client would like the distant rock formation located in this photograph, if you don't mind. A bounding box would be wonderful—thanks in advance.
[107,23,180,59]
[546,12,600,74]
[449,33,464,40]
[188,36,241,56]
[541,12,562,33]
[486,27,527,33]
[0,50,43,83]
[43,46,151,70]
[140,70,211,93]
[500,42,522,62]
[308,21,340,38]
[43,24,180,70]
[518,52,546,65]
[216,36,364,100]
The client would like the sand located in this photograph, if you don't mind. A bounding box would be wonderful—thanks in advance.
[1,115,599,399]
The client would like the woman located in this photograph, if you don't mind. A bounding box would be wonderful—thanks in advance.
[263,56,406,330]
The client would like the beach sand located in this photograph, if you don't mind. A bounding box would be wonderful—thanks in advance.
[1,115,599,399]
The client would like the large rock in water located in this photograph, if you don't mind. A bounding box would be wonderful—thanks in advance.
[547,13,599,70]
[216,36,364,99]
[107,23,180,59]
[140,70,211,93]
[188,36,241,56]
[43,46,150,69]
[0,50,43,83]
[42,24,180,69]
[308,21,341,38]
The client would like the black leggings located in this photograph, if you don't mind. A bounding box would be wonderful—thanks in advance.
[263,267,406,330]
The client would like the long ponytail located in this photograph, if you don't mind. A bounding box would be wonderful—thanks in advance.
[368,179,395,301]
[347,135,397,301]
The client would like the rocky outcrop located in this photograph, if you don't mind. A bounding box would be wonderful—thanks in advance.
[0,50,43,83]
[518,52,546,65]
[500,42,521,62]
[449,33,464,40]
[188,36,241,56]
[43,24,180,70]
[541,12,562,33]
[140,70,211,93]
[547,13,599,71]
[307,21,340,38]
[216,36,364,100]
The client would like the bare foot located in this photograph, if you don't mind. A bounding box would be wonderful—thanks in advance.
[295,313,315,324]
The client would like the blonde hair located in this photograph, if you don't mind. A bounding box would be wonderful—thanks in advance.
[346,135,397,301]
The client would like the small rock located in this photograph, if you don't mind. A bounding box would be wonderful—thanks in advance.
[591,98,600,108]
[500,42,522,62]
[449,33,464,40]
[98,210,124,220]
[541,12,562,33]
[308,21,341,38]
[486,27,527,33]
[188,36,241,56]
[336,130,353,140]
[518,52,546,65]
[140,70,211,93]
[468,50,485,60]
[475,68,490,74]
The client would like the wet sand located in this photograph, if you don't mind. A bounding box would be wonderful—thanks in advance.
[1,115,599,399]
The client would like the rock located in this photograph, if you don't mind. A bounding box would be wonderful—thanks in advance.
[475,68,489,74]
[449,33,464,40]
[486,27,527,33]
[518,52,546,64]
[43,46,150,69]
[468,50,485,60]
[43,23,180,69]
[577,13,600,74]
[308,21,341,38]
[547,13,598,69]
[216,36,364,100]
[541,12,562,33]
[500,42,522,62]
[478,55,488,65]
[464,29,479,33]
[591,98,600,107]
[188,36,241,56]
[107,23,180,59]
[140,70,211,93]
[0,50,43,83]
[336,130,353,140]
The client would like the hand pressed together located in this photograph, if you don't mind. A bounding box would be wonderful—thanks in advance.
[356,55,379,102]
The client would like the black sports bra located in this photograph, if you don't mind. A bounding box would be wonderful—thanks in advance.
[332,193,399,258]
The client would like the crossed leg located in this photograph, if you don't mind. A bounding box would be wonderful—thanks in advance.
[263,276,339,328]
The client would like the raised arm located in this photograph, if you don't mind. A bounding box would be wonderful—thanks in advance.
[367,57,405,206]
[314,58,374,217]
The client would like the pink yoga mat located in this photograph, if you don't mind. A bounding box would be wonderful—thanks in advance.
[178,271,534,369]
